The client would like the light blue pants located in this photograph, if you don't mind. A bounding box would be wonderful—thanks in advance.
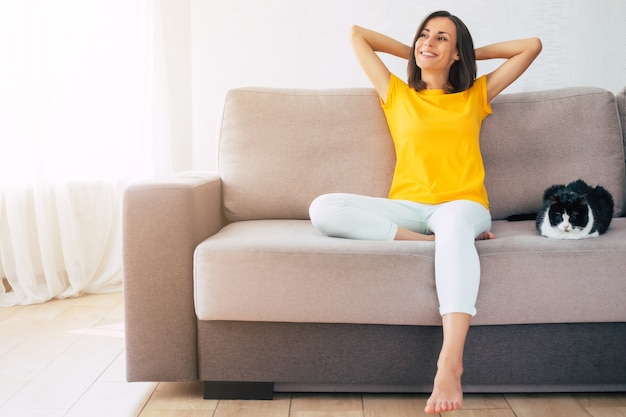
[309,193,492,317]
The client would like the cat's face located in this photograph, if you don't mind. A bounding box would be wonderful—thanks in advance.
[538,180,611,239]
[548,199,589,232]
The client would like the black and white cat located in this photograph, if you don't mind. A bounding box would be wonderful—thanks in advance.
[536,179,614,239]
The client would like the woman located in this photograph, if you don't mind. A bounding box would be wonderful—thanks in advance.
[309,10,541,414]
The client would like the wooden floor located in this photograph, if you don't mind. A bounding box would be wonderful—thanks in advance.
[0,292,625,417]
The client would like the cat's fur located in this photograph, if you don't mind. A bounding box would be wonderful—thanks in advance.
[535,179,614,239]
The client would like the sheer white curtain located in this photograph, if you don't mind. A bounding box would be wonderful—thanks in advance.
[0,0,172,305]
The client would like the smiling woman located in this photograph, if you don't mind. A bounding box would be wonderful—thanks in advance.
[315,8,541,414]
[0,1,173,305]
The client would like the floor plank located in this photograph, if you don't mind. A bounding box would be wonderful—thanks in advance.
[363,394,428,417]
[65,349,157,417]
[2,326,125,409]
[586,407,626,417]
[140,411,217,417]
[212,393,291,417]
[291,412,364,417]
[445,409,517,417]
[462,394,510,410]
[291,394,363,413]
[65,381,157,417]
[506,394,594,417]
[0,409,68,417]
[142,382,218,412]
[575,393,626,408]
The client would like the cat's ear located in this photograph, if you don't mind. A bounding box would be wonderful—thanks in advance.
[544,184,564,201]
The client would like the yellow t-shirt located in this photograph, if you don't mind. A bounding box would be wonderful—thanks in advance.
[381,74,492,209]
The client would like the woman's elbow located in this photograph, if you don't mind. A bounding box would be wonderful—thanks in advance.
[530,37,543,56]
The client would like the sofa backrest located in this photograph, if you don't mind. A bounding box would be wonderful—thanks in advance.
[219,88,395,221]
[482,86,625,219]
[219,86,625,222]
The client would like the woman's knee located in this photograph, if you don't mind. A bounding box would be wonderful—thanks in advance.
[310,193,397,240]
[429,201,491,238]
[309,193,345,232]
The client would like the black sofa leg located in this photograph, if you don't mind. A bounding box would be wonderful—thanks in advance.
[203,381,274,400]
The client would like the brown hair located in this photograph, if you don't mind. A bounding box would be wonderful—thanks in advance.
[407,11,476,93]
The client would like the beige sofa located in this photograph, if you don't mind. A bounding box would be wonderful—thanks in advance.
[123,84,626,399]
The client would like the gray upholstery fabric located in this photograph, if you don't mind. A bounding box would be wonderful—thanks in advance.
[483,87,625,218]
[123,173,224,382]
[219,88,394,222]
[219,87,625,221]
[194,218,626,326]
[197,320,626,392]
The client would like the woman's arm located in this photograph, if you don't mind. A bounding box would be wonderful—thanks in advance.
[350,25,412,101]
[477,38,542,101]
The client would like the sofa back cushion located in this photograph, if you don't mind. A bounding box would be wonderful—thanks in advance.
[219,86,625,221]
[219,88,395,221]
[482,87,625,218]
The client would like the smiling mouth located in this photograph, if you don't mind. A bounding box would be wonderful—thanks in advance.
[420,51,437,58]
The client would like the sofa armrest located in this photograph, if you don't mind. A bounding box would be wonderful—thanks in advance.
[123,171,223,382]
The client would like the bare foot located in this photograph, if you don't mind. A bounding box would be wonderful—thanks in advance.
[476,231,495,241]
[424,361,464,414]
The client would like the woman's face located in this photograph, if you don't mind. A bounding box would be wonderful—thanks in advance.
[414,17,460,72]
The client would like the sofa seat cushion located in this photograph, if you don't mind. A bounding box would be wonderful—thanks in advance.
[194,219,626,326]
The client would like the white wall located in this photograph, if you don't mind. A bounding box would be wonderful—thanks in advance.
[190,0,626,171]
[160,0,193,173]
